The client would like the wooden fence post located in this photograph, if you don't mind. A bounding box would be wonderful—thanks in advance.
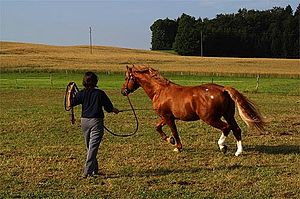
[256,74,260,92]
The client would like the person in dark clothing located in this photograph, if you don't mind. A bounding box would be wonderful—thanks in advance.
[72,71,119,178]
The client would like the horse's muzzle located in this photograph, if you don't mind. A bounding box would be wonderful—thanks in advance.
[121,88,129,96]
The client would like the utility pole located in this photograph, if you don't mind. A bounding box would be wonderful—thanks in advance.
[200,30,203,57]
[89,27,92,54]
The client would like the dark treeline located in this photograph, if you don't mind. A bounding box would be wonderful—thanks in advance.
[150,4,299,58]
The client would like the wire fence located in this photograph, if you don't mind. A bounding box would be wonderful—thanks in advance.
[0,75,58,89]
[0,72,299,95]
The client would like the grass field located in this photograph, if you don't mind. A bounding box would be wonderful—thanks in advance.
[0,42,299,198]
[0,72,299,198]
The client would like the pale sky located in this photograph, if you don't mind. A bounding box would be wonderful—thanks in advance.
[1,0,299,49]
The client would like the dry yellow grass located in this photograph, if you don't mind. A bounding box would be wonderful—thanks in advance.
[1,41,299,76]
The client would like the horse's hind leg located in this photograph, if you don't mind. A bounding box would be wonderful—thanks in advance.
[224,111,243,156]
[218,132,229,154]
[205,119,231,154]
[228,118,243,156]
[233,126,243,156]
[156,119,175,145]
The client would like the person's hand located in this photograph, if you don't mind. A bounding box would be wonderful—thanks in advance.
[113,108,120,114]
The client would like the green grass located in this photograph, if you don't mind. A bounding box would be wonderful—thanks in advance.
[0,71,299,94]
[0,72,299,198]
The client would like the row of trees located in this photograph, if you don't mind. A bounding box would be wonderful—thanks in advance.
[150,4,299,58]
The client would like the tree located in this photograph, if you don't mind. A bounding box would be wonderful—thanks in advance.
[150,5,300,58]
[292,4,300,57]
[282,5,294,57]
[150,18,177,50]
[173,13,200,55]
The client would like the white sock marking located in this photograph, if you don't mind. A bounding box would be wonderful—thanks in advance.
[218,133,226,150]
[235,141,243,156]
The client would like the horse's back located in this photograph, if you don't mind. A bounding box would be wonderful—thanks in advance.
[156,83,232,121]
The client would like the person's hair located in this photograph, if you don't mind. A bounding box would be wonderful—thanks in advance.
[82,71,98,89]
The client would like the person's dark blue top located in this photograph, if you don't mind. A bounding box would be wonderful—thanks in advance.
[72,88,114,118]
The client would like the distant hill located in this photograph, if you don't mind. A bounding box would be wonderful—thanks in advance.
[0,41,299,77]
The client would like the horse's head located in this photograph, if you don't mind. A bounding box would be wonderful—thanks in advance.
[121,65,141,96]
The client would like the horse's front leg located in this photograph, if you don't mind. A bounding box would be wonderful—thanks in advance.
[156,119,175,145]
[165,119,182,152]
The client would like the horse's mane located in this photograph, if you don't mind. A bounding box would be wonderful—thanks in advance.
[133,66,173,86]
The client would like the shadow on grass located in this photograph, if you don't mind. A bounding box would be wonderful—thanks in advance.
[101,145,300,179]
[249,145,300,155]
[103,164,258,179]
[103,167,207,179]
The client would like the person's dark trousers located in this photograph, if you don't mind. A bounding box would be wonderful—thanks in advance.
[81,118,104,176]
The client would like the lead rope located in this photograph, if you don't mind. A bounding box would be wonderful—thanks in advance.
[64,82,79,124]
[103,94,139,137]
[64,82,139,137]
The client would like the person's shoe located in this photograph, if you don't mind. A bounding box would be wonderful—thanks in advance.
[93,172,99,176]
[82,174,95,179]
[93,171,105,176]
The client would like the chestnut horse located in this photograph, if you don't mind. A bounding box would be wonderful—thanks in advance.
[121,66,265,156]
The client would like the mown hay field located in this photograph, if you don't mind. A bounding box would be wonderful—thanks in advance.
[0,42,299,198]
[1,42,299,77]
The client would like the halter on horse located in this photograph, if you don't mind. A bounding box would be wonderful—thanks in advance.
[121,65,265,156]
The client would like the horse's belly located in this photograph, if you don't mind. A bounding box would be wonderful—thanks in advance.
[179,115,200,121]
[170,99,201,121]
[174,109,200,121]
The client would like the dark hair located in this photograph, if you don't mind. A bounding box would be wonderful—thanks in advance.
[82,71,98,89]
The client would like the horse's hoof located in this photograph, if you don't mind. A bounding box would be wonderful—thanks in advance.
[173,148,181,153]
[167,137,175,145]
[235,151,242,156]
[220,145,228,154]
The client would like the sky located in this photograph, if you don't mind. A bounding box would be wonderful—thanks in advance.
[1,0,299,50]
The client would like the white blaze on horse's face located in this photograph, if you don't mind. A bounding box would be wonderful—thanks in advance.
[121,68,140,96]
[121,70,132,96]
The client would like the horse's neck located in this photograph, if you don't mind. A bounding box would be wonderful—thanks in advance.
[137,77,168,100]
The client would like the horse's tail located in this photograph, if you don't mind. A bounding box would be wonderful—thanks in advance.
[224,86,265,131]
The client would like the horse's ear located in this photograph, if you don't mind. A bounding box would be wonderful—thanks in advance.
[149,68,157,76]
[126,65,132,72]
